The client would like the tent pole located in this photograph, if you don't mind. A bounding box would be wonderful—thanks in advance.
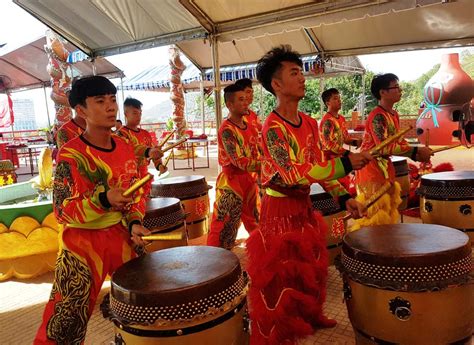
[319,76,325,118]
[43,85,51,128]
[211,35,222,133]
[200,73,205,134]
[119,77,125,121]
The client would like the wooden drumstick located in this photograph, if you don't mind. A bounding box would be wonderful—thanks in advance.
[425,128,430,148]
[122,174,153,197]
[142,232,184,241]
[162,137,187,153]
[370,126,413,156]
[331,183,393,236]
[431,143,462,154]
[159,129,176,148]
[163,152,172,168]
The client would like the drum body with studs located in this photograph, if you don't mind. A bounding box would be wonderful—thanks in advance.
[151,175,211,239]
[338,224,473,345]
[143,197,187,252]
[391,156,410,210]
[419,171,474,243]
[109,246,249,345]
[310,183,345,265]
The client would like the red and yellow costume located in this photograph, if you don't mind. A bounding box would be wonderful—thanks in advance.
[319,112,350,160]
[55,118,85,149]
[246,111,353,345]
[34,135,146,345]
[352,105,412,230]
[207,117,261,249]
[246,109,263,132]
[116,126,159,197]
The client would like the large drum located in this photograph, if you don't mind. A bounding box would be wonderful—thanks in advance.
[391,156,410,211]
[310,183,345,265]
[418,171,473,243]
[338,224,473,344]
[143,197,187,253]
[151,175,211,239]
[109,246,249,344]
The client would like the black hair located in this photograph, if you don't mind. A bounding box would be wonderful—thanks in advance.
[116,119,122,124]
[321,88,340,107]
[123,97,143,109]
[371,73,399,100]
[223,83,246,103]
[235,78,253,89]
[256,45,303,95]
[68,76,116,108]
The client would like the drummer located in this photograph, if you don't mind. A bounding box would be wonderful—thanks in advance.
[207,83,261,249]
[34,76,156,344]
[116,97,167,197]
[351,73,432,231]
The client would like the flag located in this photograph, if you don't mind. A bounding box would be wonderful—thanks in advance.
[0,93,14,128]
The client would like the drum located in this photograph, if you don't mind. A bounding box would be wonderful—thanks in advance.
[143,197,187,252]
[151,175,211,239]
[391,156,409,210]
[109,246,249,344]
[338,224,473,344]
[310,183,345,265]
[418,171,473,243]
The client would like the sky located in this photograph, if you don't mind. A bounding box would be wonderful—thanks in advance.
[1,1,473,128]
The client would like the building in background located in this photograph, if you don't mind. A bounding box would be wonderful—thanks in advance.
[12,99,37,131]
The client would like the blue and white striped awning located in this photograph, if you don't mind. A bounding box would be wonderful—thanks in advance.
[118,55,364,91]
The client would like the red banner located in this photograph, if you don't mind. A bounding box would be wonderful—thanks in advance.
[0,93,14,128]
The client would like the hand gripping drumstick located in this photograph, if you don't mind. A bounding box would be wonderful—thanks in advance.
[331,182,393,237]
[122,174,153,197]
[370,126,413,157]
[162,137,187,153]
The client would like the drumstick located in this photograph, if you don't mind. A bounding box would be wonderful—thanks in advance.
[162,137,187,153]
[159,129,176,148]
[425,129,430,148]
[163,152,172,168]
[431,143,462,154]
[370,126,413,156]
[142,232,185,241]
[122,174,153,197]
[331,183,393,237]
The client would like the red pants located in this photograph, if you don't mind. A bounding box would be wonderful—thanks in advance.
[34,224,135,344]
[207,172,259,249]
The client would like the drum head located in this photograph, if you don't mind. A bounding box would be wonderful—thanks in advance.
[112,246,242,306]
[151,175,210,198]
[143,197,184,230]
[419,171,474,199]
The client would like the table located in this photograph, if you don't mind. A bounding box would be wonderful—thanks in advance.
[7,143,50,176]
[170,138,210,171]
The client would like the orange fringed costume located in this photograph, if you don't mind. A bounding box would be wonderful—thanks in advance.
[207,116,261,249]
[34,135,146,344]
[351,105,413,231]
[246,111,353,345]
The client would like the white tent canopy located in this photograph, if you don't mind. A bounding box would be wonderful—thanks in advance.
[13,0,474,70]
[0,36,123,92]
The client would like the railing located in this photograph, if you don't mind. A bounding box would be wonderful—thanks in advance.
[0,129,48,143]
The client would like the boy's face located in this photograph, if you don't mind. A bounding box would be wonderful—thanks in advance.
[244,86,254,105]
[227,91,249,116]
[272,61,306,100]
[327,93,342,112]
[381,80,402,103]
[77,94,118,129]
[125,106,142,127]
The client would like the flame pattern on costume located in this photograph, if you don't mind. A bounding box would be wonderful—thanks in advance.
[352,106,411,231]
[320,113,351,159]
[207,117,261,249]
[46,250,92,344]
[246,111,351,344]
[34,135,144,344]
[55,119,85,149]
